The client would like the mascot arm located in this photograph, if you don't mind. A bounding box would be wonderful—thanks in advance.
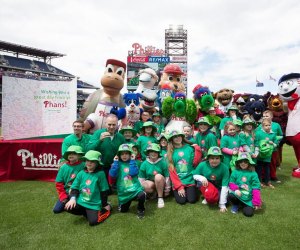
[162,96,175,119]
[186,99,197,124]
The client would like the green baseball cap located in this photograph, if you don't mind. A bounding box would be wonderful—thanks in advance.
[167,130,185,141]
[81,150,103,165]
[207,146,223,158]
[119,126,137,137]
[63,145,84,160]
[235,152,255,165]
[141,121,157,132]
[117,143,133,155]
[195,117,212,127]
[144,143,161,156]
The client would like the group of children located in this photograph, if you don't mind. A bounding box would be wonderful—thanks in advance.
[53,107,283,225]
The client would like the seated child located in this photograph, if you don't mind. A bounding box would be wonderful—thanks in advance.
[138,143,171,208]
[109,144,146,219]
[228,152,262,217]
[65,150,111,226]
[53,145,85,213]
[193,146,229,213]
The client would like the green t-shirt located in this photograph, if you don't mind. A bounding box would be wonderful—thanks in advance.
[193,160,229,188]
[115,161,144,205]
[139,158,169,181]
[87,129,125,167]
[220,134,241,167]
[195,131,218,159]
[136,135,157,160]
[229,169,260,207]
[172,144,195,185]
[55,161,85,194]
[62,134,91,155]
[71,169,109,210]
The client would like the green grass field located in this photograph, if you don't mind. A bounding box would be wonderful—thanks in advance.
[1,146,299,250]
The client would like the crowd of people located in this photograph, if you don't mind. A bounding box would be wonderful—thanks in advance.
[54,107,283,226]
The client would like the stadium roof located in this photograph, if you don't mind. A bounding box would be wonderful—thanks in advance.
[0,40,65,60]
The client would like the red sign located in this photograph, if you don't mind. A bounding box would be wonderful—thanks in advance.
[127,56,149,63]
[128,43,165,56]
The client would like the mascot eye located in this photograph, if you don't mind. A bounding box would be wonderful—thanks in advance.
[166,92,171,96]
[161,92,166,97]
[106,65,114,73]
[168,76,173,81]
[132,100,136,104]
[250,98,255,102]
[116,67,125,76]
[176,77,181,82]
[286,81,291,85]
[258,98,263,102]
[203,92,207,96]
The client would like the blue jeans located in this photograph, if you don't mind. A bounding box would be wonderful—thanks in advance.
[53,200,67,213]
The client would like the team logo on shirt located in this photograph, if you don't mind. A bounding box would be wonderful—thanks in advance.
[178,151,184,157]
[86,179,91,185]
[201,140,205,145]
[178,159,188,172]
[241,176,247,182]
[124,167,129,173]
[266,137,269,141]
[70,173,76,179]
[210,175,216,180]
[233,141,237,145]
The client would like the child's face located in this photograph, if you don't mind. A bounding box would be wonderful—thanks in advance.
[262,122,271,132]
[227,125,236,136]
[132,147,138,156]
[229,110,237,117]
[235,126,241,133]
[160,138,168,147]
[199,124,209,133]
[86,160,97,172]
[123,131,133,139]
[172,135,183,145]
[244,124,253,131]
[148,151,159,161]
[208,156,221,167]
[141,112,150,122]
[153,116,160,123]
[208,110,216,116]
[68,153,79,163]
[183,127,192,137]
[144,126,153,134]
[239,160,250,170]
[120,151,131,161]
[263,113,272,120]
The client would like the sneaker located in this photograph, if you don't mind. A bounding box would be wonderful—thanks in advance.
[202,199,207,205]
[157,198,165,208]
[231,205,239,214]
[137,210,145,219]
[271,177,281,184]
[267,183,275,189]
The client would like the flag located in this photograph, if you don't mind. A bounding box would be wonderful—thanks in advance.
[256,78,264,87]
[269,75,276,81]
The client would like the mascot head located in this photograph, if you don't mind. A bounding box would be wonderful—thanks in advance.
[215,88,234,106]
[138,68,158,90]
[158,64,185,93]
[192,84,214,112]
[278,73,300,102]
[174,92,186,117]
[101,59,126,96]
[244,94,266,122]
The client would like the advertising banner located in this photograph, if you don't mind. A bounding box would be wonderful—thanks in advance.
[2,76,77,140]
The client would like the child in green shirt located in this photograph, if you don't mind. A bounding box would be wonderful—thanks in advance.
[228,152,262,217]
[109,144,146,219]
[65,150,111,226]
[53,145,85,214]
[138,143,171,208]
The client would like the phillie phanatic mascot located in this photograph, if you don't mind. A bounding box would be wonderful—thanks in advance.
[278,73,300,177]
[80,59,126,133]
[162,92,197,133]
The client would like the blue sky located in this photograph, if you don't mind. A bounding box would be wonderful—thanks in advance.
[1,0,300,97]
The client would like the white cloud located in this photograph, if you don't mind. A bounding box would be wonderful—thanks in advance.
[1,0,300,97]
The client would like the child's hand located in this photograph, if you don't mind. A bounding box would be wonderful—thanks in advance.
[219,207,227,213]
[251,153,257,159]
[131,154,136,160]
[232,149,238,155]
[65,199,76,210]
[114,155,119,161]
[235,190,242,197]
[254,206,261,210]
[178,188,186,197]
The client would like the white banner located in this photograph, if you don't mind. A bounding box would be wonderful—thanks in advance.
[2,76,77,140]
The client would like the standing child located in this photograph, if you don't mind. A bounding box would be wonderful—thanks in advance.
[167,130,199,205]
[255,118,278,188]
[195,117,218,161]
[53,145,85,213]
[136,121,158,160]
[109,144,146,219]
[157,132,168,158]
[152,112,165,136]
[183,125,196,144]
[219,105,241,137]
[220,122,241,171]
[193,146,229,212]
[138,143,171,208]
[134,111,151,135]
[228,152,262,217]
[64,150,111,226]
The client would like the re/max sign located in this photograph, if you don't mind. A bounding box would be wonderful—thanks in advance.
[148,57,170,63]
